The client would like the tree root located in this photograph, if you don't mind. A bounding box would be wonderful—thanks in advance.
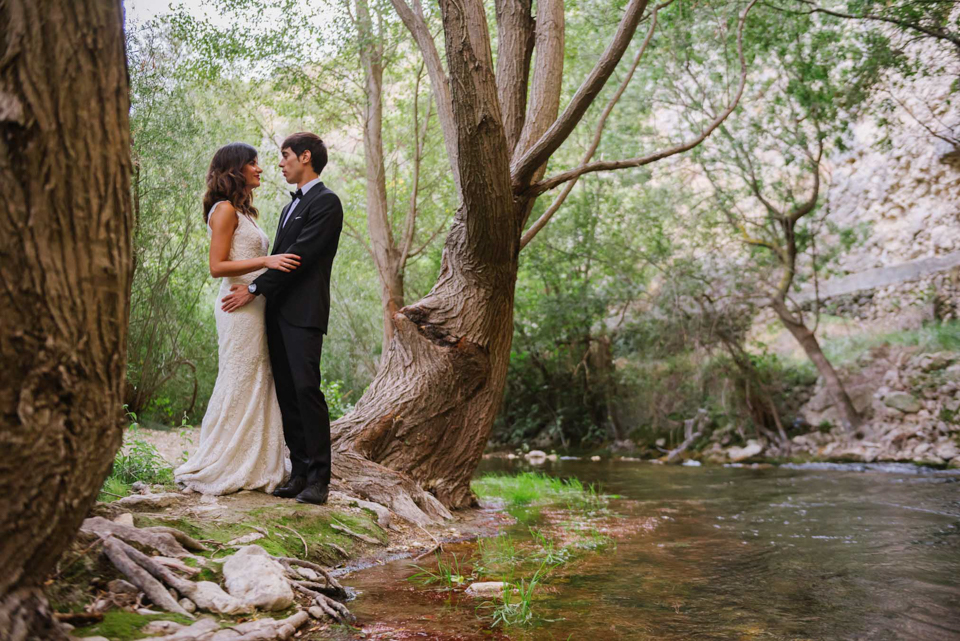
[81,517,207,557]
[272,557,348,600]
[331,451,452,526]
[145,611,309,641]
[101,537,193,618]
[292,583,355,624]
[80,516,354,628]
[329,520,382,546]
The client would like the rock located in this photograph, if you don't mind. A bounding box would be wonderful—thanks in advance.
[546,454,558,461]
[178,598,197,614]
[308,606,325,619]
[188,581,251,615]
[524,450,547,459]
[222,545,294,611]
[465,582,508,598]
[611,439,636,452]
[113,493,181,511]
[935,440,959,461]
[681,460,701,467]
[727,440,764,462]
[141,620,186,635]
[113,513,135,527]
[655,438,666,447]
[130,481,148,494]
[884,392,922,414]
[590,455,601,462]
[226,532,264,546]
[78,637,109,641]
[107,579,140,595]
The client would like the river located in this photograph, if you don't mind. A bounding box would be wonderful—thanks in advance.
[343,459,960,640]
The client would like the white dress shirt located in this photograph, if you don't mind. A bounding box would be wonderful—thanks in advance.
[281,176,322,228]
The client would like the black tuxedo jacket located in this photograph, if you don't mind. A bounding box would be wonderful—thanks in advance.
[253,182,343,333]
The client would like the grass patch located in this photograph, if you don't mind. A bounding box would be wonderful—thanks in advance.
[98,476,133,503]
[409,552,470,588]
[471,472,607,510]
[816,320,960,367]
[72,610,195,640]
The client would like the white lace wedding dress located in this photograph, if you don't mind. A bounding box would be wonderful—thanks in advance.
[175,202,287,495]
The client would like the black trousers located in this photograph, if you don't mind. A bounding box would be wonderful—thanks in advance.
[265,309,330,485]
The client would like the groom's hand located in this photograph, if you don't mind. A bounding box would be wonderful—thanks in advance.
[222,284,255,313]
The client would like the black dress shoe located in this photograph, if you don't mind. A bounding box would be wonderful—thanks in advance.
[295,482,329,506]
[272,476,307,499]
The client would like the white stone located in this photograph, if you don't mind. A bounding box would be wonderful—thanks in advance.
[590,455,601,461]
[308,605,325,619]
[682,460,702,467]
[222,545,294,611]
[465,582,508,598]
[113,513,135,527]
[524,450,547,459]
[226,532,264,546]
[727,440,764,462]
[178,598,197,614]
[189,581,250,615]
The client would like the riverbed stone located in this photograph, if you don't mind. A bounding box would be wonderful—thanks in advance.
[727,440,764,462]
[884,392,922,413]
[222,545,294,611]
[465,582,508,598]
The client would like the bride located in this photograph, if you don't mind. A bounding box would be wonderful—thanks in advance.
[175,142,299,495]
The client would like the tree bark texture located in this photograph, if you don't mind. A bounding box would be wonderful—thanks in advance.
[331,0,518,521]
[327,0,657,523]
[0,1,133,637]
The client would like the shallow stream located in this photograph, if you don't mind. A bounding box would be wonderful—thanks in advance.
[345,460,960,640]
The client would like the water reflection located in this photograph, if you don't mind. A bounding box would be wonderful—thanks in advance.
[345,461,960,640]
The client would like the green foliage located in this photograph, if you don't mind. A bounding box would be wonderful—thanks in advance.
[408,552,469,589]
[471,472,607,510]
[321,379,356,421]
[480,560,551,628]
[107,422,175,487]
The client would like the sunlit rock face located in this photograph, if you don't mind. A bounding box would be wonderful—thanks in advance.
[824,48,960,274]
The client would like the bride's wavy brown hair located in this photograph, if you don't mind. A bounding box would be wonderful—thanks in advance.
[202,142,260,223]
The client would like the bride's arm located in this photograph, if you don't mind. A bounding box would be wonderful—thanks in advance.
[208,203,299,277]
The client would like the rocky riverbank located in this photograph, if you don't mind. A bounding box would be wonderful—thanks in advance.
[49,429,504,641]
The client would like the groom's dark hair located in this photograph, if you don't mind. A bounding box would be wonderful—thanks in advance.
[282,132,328,175]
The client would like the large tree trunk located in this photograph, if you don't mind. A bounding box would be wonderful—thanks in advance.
[330,0,518,522]
[0,0,133,637]
[771,301,862,431]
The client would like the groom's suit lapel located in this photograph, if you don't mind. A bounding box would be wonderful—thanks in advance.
[272,202,291,254]
[274,183,325,250]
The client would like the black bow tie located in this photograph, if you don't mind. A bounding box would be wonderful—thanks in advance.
[289,189,303,201]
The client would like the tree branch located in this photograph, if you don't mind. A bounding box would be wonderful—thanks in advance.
[530,0,760,196]
[389,0,461,193]
[520,1,670,249]
[510,0,651,189]
[494,0,535,155]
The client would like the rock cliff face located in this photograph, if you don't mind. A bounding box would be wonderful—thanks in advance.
[824,58,960,276]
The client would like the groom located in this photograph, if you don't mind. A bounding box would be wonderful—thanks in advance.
[222,132,343,505]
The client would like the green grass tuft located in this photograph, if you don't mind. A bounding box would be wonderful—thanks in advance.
[471,472,608,509]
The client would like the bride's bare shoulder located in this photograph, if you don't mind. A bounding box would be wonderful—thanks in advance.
[208,201,239,231]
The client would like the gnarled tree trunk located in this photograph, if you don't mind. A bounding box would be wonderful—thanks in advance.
[332,0,519,521]
[0,1,133,637]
